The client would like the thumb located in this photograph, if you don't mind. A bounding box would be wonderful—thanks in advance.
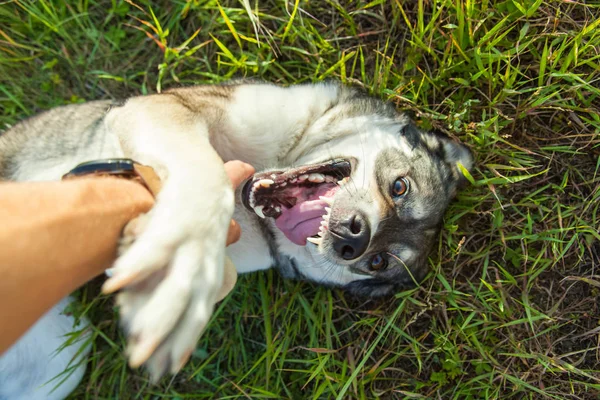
[224,161,255,190]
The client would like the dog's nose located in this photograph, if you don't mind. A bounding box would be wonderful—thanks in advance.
[329,213,371,260]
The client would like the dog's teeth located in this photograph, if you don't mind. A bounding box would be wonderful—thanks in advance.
[299,174,308,181]
[307,237,322,245]
[254,205,266,219]
[319,196,333,206]
[337,177,350,185]
[280,182,287,187]
[308,173,325,183]
[275,206,281,213]
[320,220,327,227]
[324,175,335,183]
[318,227,325,236]
[325,207,331,214]
[290,178,297,183]
[258,179,275,188]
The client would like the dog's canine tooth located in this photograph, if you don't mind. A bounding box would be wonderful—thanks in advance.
[307,237,322,245]
[337,177,350,185]
[319,196,333,206]
[258,179,275,188]
[254,205,266,219]
[308,173,325,183]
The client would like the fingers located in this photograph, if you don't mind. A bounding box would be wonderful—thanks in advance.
[226,219,241,246]
[224,161,253,247]
[223,160,255,190]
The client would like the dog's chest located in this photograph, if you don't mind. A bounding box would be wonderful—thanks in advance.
[226,205,274,273]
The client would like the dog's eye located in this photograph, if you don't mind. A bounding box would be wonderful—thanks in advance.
[391,177,409,197]
[370,254,388,271]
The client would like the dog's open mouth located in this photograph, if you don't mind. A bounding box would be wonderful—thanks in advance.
[241,159,351,245]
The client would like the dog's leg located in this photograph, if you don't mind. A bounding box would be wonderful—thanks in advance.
[99,96,234,380]
[0,297,90,400]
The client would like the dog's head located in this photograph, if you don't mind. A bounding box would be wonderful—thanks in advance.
[242,86,472,296]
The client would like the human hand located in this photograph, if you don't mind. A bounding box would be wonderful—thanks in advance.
[224,161,255,246]
[104,160,254,380]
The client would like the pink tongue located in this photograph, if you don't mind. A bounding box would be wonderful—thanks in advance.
[275,185,338,246]
[275,200,329,245]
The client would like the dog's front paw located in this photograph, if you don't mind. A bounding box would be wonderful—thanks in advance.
[102,183,234,381]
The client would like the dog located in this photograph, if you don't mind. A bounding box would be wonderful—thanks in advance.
[0,81,472,399]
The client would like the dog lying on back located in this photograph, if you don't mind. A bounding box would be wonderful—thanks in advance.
[0,81,472,399]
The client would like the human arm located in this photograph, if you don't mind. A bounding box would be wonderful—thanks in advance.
[0,160,254,354]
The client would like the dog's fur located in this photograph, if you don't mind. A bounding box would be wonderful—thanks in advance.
[0,81,472,399]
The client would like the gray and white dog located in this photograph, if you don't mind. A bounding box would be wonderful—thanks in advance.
[0,81,472,399]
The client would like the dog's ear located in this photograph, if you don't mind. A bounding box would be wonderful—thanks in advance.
[437,135,473,186]
[402,122,473,186]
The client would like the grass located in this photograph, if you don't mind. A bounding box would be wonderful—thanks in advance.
[1,0,599,398]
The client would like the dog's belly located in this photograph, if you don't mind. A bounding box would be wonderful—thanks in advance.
[0,101,124,182]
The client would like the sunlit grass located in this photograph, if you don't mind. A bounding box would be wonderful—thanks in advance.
[1,0,599,398]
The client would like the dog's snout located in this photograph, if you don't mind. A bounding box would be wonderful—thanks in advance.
[329,212,371,260]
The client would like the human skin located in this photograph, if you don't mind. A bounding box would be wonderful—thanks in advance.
[0,161,254,353]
